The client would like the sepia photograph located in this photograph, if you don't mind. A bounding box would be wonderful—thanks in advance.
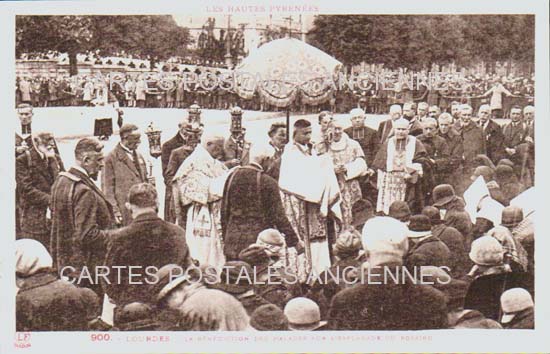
[2,0,549,353]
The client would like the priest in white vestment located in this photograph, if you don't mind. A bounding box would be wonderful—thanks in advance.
[172,134,229,271]
[323,117,369,229]
[372,118,428,215]
[279,119,342,281]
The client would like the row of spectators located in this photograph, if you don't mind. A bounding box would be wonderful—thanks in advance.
[15,71,534,116]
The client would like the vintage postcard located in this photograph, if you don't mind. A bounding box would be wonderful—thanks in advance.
[1,0,549,353]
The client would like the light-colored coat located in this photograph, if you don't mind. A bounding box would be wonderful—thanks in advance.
[135,79,148,101]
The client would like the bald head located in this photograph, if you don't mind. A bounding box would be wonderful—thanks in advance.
[201,133,225,159]
[350,108,365,118]
[249,143,275,170]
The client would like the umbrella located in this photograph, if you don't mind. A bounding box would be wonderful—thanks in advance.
[234,38,343,137]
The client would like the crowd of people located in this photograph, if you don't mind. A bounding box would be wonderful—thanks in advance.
[16,66,534,115]
[15,92,535,331]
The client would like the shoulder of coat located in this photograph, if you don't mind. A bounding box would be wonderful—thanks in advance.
[59,171,81,182]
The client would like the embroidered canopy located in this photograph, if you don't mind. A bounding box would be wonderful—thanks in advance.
[234,38,343,108]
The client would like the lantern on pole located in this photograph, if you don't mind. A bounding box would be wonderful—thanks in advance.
[145,122,162,158]
[230,105,243,132]
[188,103,202,124]
[229,106,245,160]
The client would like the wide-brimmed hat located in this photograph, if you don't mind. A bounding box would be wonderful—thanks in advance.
[283,297,327,331]
[432,184,457,207]
[407,215,432,238]
[250,304,289,331]
[152,264,189,303]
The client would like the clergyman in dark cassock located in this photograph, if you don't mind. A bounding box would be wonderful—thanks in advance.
[163,121,204,222]
[161,119,203,222]
[416,118,450,198]
[161,121,187,222]
[437,113,464,190]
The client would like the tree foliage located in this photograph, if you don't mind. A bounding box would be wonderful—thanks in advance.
[16,15,191,74]
[90,15,191,62]
[307,15,535,71]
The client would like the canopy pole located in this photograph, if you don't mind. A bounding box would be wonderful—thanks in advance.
[286,106,291,143]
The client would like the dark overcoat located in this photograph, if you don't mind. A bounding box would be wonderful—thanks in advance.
[103,212,192,306]
[17,271,100,331]
[50,167,115,292]
[16,146,62,246]
[221,164,298,260]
